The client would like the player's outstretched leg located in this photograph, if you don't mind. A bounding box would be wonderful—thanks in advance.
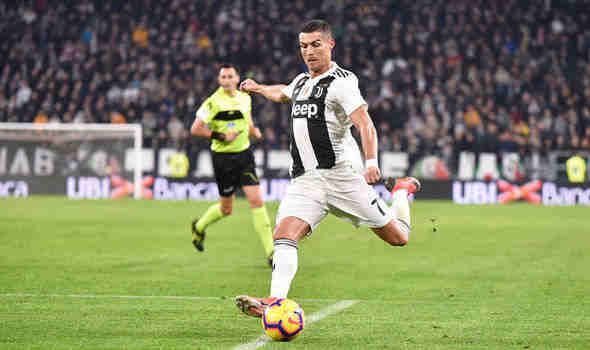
[385,176,420,230]
[372,177,421,246]
[235,295,278,318]
[383,176,421,196]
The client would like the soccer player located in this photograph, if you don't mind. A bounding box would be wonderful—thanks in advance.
[235,20,421,317]
[190,63,274,266]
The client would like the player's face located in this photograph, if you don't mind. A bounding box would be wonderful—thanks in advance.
[299,31,334,76]
[218,67,240,92]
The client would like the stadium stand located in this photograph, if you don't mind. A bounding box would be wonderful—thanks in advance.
[1,0,590,175]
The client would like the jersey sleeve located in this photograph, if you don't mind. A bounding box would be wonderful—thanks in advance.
[281,73,306,100]
[195,96,216,124]
[330,74,367,116]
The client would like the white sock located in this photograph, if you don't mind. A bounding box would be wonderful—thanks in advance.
[391,189,411,229]
[270,239,298,299]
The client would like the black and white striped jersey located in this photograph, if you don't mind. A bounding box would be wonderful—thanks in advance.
[282,62,367,178]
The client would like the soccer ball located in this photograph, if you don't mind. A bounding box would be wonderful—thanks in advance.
[261,298,305,341]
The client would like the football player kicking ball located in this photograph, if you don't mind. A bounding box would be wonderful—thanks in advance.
[235,20,421,316]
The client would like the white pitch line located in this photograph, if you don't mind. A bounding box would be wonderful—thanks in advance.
[0,293,360,303]
[232,300,359,350]
[0,293,222,301]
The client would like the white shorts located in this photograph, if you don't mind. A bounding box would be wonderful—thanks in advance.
[276,164,393,234]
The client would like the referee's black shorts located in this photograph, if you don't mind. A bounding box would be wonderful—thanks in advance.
[212,148,259,197]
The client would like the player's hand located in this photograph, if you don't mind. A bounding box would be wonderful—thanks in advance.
[224,130,242,142]
[364,166,381,184]
[240,79,260,93]
[251,127,263,140]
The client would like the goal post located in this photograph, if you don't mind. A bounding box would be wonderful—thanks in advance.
[0,123,143,199]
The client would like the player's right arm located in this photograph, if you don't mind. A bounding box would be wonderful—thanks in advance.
[240,79,290,103]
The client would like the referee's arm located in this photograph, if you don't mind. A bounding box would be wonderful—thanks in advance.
[190,119,214,138]
[191,98,218,139]
[190,119,240,142]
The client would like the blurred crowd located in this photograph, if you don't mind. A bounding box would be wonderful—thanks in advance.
[1,0,590,168]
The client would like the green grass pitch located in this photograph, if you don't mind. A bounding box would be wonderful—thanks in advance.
[1,197,589,349]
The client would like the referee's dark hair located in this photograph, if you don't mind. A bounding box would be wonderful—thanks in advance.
[219,63,239,75]
[300,19,333,38]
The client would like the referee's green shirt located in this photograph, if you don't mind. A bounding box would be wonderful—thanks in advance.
[195,87,252,153]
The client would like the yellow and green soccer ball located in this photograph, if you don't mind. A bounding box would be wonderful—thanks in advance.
[261,298,305,341]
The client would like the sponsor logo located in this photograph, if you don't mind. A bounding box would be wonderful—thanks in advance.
[453,181,497,204]
[542,182,590,206]
[0,147,55,176]
[292,103,319,119]
[63,177,289,201]
[110,175,154,199]
[67,176,111,199]
[313,86,324,98]
[0,180,29,197]
[66,175,154,199]
[497,180,542,204]
[153,178,289,201]
[453,180,590,206]
[153,178,220,200]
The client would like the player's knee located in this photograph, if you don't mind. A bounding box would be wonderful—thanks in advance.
[383,236,407,246]
[273,231,298,241]
[386,226,408,246]
[273,228,307,242]
[273,216,310,242]
[391,234,408,246]
[374,223,409,246]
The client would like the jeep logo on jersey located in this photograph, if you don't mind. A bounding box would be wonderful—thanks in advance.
[292,102,319,119]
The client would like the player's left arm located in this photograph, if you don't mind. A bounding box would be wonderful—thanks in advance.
[333,74,381,184]
[350,105,381,184]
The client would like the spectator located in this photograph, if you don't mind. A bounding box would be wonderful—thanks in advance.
[167,115,185,148]
[141,111,157,148]
[464,105,482,130]
[0,0,587,174]
[479,123,500,153]
[110,111,126,124]
[132,22,149,47]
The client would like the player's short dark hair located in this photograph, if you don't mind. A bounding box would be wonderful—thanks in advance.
[219,63,239,75]
[300,19,333,38]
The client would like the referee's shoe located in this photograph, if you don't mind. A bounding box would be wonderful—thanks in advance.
[191,218,206,252]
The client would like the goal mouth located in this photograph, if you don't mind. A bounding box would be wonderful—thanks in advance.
[0,123,143,199]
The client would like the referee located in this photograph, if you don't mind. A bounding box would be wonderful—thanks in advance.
[190,63,273,266]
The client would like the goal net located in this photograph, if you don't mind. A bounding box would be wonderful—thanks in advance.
[0,123,143,199]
